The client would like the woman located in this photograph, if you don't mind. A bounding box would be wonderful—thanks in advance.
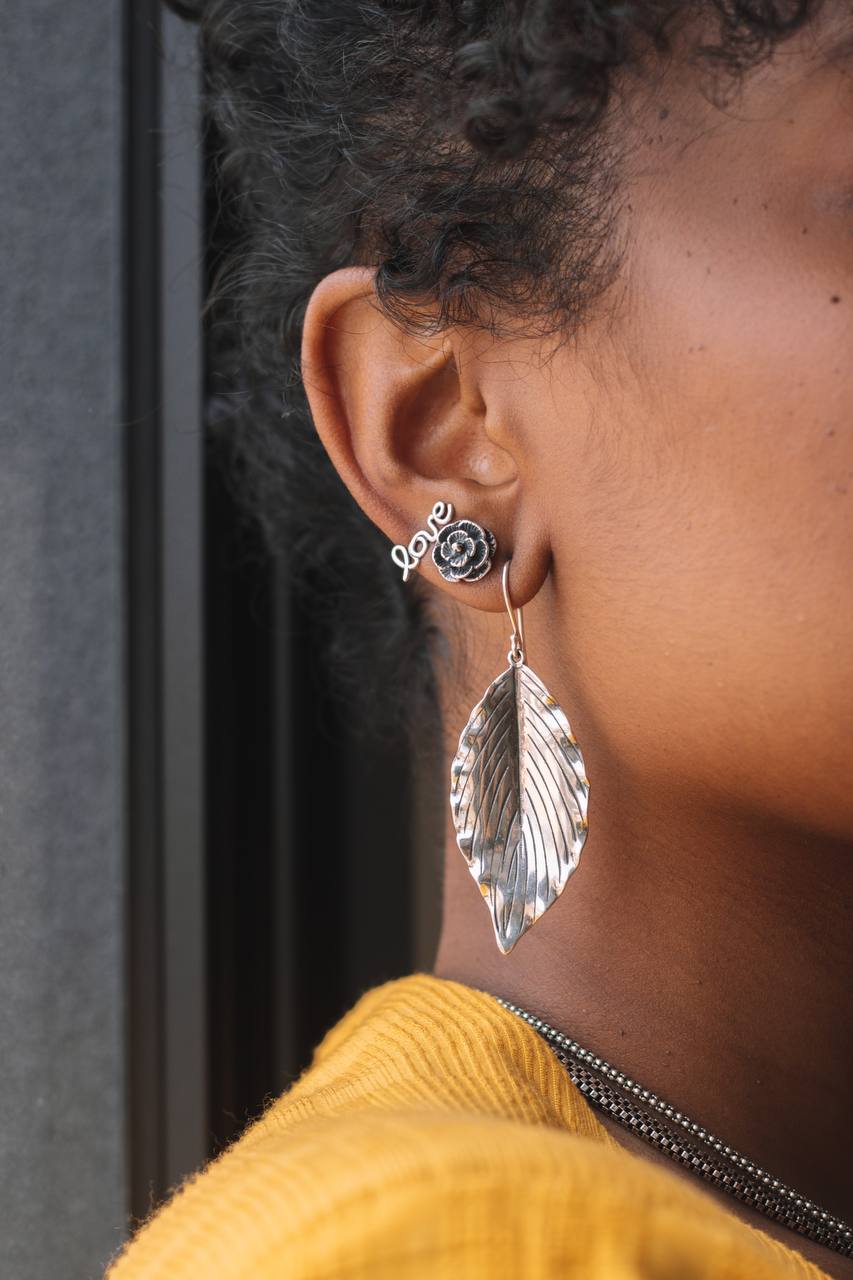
[109,0,853,1276]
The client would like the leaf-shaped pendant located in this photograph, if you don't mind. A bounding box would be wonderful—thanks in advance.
[450,663,589,954]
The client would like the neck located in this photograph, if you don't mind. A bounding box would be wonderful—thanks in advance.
[433,770,853,1224]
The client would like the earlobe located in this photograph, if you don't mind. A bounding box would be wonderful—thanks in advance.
[300,266,551,611]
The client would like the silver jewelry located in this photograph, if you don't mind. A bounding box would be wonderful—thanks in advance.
[390,500,454,581]
[450,560,590,954]
[496,995,853,1259]
[433,519,496,583]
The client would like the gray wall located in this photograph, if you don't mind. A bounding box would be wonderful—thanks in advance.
[0,3,126,1277]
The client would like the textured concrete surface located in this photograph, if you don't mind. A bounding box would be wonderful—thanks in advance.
[0,4,126,1276]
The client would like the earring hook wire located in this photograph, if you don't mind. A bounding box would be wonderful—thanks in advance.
[502,560,525,666]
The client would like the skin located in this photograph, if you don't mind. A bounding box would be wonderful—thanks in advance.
[301,10,853,1277]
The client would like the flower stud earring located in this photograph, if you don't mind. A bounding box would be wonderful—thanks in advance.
[433,520,496,583]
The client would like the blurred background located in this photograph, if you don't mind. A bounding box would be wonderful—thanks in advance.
[0,4,442,1276]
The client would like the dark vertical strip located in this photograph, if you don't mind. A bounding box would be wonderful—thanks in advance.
[287,602,350,1057]
[411,741,445,971]
[124,0,165,1220]
[271,561,299,1084]
[202,61,279,1149]
[204,468,276,1147]
[343,729,413,991]
[125,0,208,1215]
[161,8,207,1186]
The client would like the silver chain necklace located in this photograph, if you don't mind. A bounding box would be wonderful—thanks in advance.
[494,996,852,1259]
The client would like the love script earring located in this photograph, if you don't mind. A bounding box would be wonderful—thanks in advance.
[449,559,590,954]
[390,500,455,581]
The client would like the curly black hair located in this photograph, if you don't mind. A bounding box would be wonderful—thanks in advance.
[194,0,815,730]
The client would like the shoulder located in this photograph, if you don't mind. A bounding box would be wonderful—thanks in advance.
[106,972,817,1279]
[106,1106,801,1279]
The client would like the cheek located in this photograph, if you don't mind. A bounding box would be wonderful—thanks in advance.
[555,212,853,833]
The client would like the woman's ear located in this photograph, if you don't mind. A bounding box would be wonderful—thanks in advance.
[300,266,550,610]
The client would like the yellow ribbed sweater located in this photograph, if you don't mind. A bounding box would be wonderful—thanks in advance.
[107,973,831,1279]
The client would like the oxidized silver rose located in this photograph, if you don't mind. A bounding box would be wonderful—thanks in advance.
[432,519,496,583]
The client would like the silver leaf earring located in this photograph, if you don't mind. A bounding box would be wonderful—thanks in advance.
[449,559,590,954]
